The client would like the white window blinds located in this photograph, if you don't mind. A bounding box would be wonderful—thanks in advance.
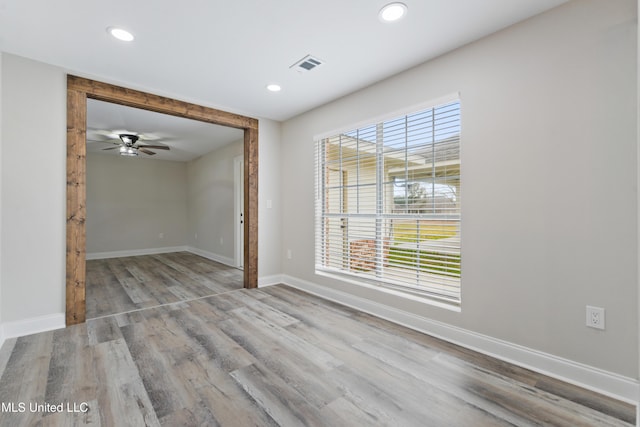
[315,99,461,305]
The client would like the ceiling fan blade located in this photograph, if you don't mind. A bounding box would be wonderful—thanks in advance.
[102,146,120,151]
[88,129,117,139]
[139,148,156,155]
[137,133,162,141]
[137,144,170,150]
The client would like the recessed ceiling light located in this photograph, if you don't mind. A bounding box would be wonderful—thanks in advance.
[379,2,407,22]
[266,84,282,92]
[107,27,135,42]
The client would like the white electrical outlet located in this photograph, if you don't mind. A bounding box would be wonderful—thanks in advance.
[220,237,224,245]
[287,249,292,259]
[586,306,605,330]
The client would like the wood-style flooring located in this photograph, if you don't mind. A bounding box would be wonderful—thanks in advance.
[86,252,243,319]
[0,255,635,426]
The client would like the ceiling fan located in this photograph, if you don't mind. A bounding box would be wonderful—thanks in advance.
[100,133,170,157]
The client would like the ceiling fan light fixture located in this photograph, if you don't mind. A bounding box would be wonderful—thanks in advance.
[118,145,138,156]
[266,84,282,92]
[379,2,407,22]
[120,148,138,157]
[107,27,135,42]
[119,133,139,145]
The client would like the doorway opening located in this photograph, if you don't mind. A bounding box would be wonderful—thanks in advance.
[66,75,259,325]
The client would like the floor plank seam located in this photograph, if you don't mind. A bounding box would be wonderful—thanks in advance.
[87,287,246,322]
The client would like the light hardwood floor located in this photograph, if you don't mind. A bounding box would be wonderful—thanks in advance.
[0,255,634,426]
[86,252,244,319]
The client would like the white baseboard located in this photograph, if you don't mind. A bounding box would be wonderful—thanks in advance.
[186,246,236,267]
[280,274,640,405]
[86,246,237,268]
[86,246,189,260]
[258,274,285,287]
[0,313,65,348]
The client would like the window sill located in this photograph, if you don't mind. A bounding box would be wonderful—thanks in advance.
[315,268,461,313]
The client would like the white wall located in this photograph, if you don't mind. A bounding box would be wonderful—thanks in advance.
[258,119,283,279]
[184,120,284,279]
[86,153,188,255]
[0,53,66,322]
[281,0,638,379]
[187,139,243,262]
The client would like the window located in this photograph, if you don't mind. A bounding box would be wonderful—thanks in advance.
[315,97,461,305]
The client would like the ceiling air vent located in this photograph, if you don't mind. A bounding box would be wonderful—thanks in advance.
[290,54,324,72]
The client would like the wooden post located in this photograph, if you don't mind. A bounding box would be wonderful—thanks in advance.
[66,87,87,325]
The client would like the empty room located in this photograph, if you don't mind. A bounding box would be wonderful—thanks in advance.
[0,0,638,425]
[84,99,247,319]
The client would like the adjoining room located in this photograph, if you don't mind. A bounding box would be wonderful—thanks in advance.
[85,99,246,319]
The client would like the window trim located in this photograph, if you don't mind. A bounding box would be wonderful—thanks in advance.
[315,93,462,309]
[315,269,462,312]
[313,93,460,141]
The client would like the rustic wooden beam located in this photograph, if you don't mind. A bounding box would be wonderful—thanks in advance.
[244,127,259,288]
[67,76,258,130]
[66,75,259,324]
[66,87,87,325]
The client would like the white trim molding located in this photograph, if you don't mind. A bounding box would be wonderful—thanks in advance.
[258,274,285,288]
[281,274,640,405]
[0,313,65,348]
[85,246,237,268]
[314,92,460,141]
[86,246,189,260]
[186,246,235,267]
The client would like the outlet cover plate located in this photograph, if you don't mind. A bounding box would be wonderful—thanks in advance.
[586,306,605,330]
